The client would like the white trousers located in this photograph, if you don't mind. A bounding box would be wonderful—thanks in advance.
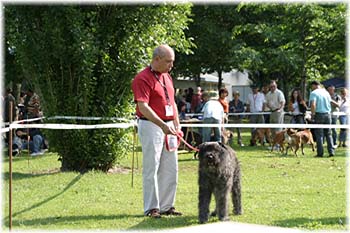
[138,119,178,215]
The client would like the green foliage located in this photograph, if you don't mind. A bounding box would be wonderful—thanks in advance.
[174,3,345,97]
[5,4,194,172]
[233,3,346,95]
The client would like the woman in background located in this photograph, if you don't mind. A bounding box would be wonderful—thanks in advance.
[288,89,308,124]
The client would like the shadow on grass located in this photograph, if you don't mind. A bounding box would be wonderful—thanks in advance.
[3,169,61,181]
[4,174,82,220]
[128,215,198,230]
[3,214,198,230]
[273,217,347,229]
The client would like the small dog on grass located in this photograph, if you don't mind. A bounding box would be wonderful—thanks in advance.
[271,129,288,153]
[285,128,315,156]
[251,128,272,146]
[198,142,242,224]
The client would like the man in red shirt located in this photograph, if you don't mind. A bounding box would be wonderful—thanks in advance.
[131,44,182,218]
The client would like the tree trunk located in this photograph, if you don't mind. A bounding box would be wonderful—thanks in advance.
[217,70,223,91]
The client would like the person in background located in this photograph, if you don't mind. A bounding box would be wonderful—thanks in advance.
[24,88,42,119]
[327,85,341,147]
[265,80,285,137]
[309,80,335,157]
[201,91,224,142]
[246,84,265,146]
[14,127,46,156]
[3,88,17,122]
[191,86,202,113]
[229,91,245,146]
[261,84,270,124]
[338,88,349,147]
[288,88,308,124]
[131,44,182,218]
[3,88,17,145]
[218,87,229,116]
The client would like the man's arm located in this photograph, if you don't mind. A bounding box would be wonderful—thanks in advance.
[310,100,316,115]
[137,101,177,135]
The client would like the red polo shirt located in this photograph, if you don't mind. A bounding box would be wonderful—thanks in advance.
[132,66,176,121]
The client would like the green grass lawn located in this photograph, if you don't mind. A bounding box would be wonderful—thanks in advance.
[1,131,348,231]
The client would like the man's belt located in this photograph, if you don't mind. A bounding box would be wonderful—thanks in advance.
[139,117,174,122]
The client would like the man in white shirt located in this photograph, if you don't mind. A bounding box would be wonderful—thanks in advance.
[265,80,285,137]
[201,91,224,142]
[246,84,265,146]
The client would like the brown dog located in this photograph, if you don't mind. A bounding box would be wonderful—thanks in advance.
[286,128,315,156]
[270,129,288,153]
[251,128,272,146]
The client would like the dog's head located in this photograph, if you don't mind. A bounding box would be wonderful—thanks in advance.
[286,128,297,136]
[198,141,228,168]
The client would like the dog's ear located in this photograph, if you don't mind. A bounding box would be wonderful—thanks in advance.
[198,142,206,151]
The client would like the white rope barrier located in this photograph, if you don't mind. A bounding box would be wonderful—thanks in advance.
[47,116,131,121]
[9,122,136,130]
[1,121,349,132]
[1,113,350,134]
[180,123,350,129]
[185,111,350,117]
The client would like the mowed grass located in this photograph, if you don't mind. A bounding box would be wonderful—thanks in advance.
[1,131,348,231]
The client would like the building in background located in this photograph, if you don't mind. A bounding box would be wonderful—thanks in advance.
[174,69,252,103]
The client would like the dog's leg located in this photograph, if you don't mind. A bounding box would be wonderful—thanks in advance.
[284,144,289,155]
[311,141,315,152]
[214,184,230,221]
[198,173,212,224]
[301,143,304,155]
[295,144,299,157]
[271,142,276,152]
[232,167,242,215]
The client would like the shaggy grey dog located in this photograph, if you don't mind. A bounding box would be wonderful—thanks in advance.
[198,141,242,223]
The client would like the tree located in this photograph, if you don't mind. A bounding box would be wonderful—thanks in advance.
[174,5,243,90]
[233,3,346,98]
[5,4,194,172]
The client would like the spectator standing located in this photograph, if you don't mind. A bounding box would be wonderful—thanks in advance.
[3,88,16,123]
[131,44,182,218]
[3,88,17,145]
[338,88,349,147]
[202,91,224,142]
[246,84,265,146]
[265,80,285,137]
[309,80,335,157]
[185,87,193,104]
[191,86,202,113]
[218,87,229,115]
[261,84,270,124]
[24,88,42,119]
[229,91,245,146]
[288,89,308,124]
[327,85,341,147]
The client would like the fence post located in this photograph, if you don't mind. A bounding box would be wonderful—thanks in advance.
[8,101,13,231]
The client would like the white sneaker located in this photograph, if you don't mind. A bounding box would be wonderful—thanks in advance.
[30,151,44,156]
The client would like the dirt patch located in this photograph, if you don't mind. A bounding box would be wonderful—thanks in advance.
[31,167,61,175]
[107,166,133,174]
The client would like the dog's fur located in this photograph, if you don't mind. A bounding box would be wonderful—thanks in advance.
[285,128,315,156]
[198,142,242,223]
[252,128,272,146]
[193,130,232,159]
[271,129,288,153]
[222,129,233,145]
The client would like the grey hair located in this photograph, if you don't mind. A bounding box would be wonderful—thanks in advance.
[152,44,174,59]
